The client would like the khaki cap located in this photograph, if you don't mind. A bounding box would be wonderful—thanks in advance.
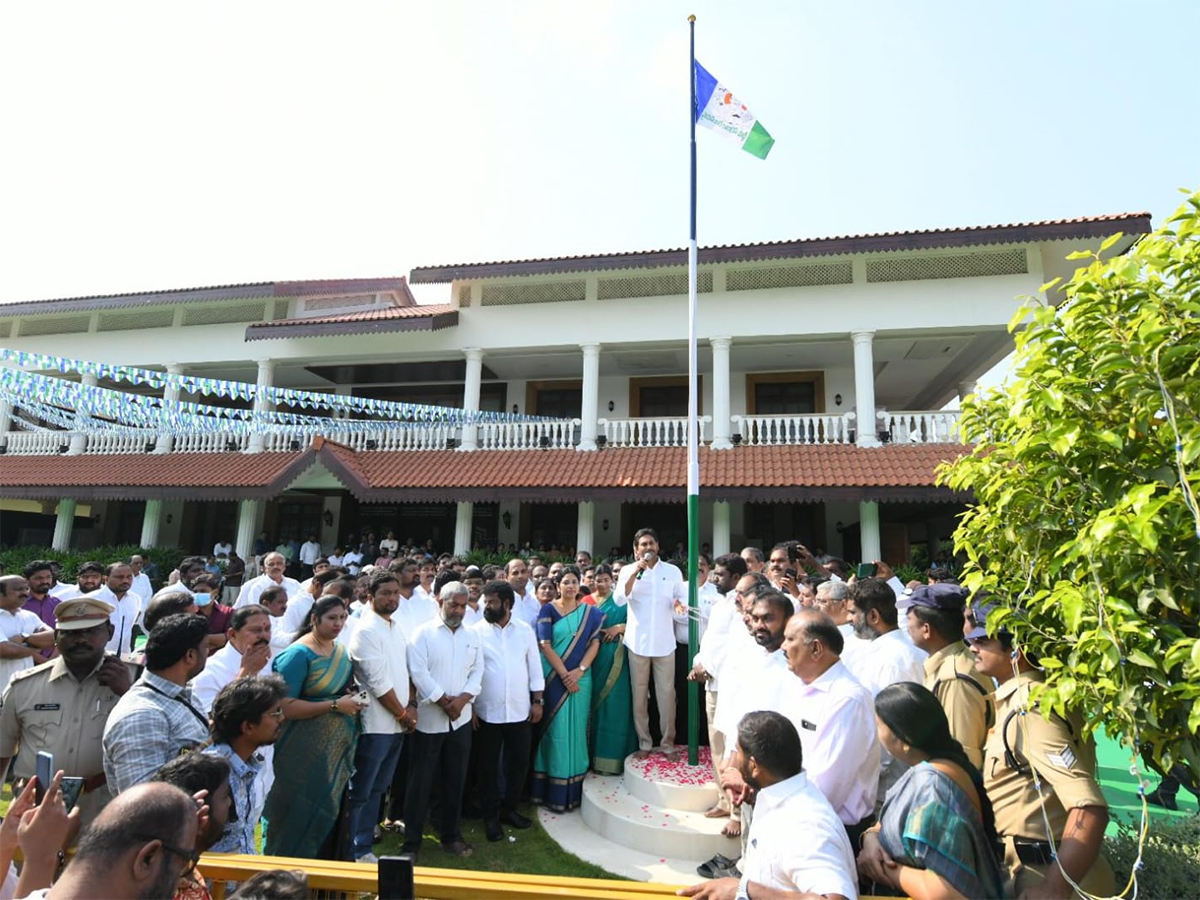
[55,597,116,631]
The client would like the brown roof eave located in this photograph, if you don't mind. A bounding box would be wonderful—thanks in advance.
[348,485,972,505]
[409,214,1153,283]
[244,311,458,342]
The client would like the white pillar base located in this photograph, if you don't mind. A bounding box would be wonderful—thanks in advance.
[52,498,77,551]
[859,501,881,563]
[140,499,163,548]
[454,501,474,556]
[712,501,731,557]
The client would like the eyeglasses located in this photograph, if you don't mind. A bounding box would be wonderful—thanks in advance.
[135,836,200,877]
[267,707,286,720]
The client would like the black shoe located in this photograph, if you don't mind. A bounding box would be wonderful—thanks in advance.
[485,820,504,842]
[697,855,739,879]
[501,811,532,829]
[711,865,741,879]
[1146,788,1179,811]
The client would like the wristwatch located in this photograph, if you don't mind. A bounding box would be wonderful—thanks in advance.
[579,664,588,673]
[531,698,545,706]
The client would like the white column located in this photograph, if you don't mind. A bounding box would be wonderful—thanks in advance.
[453,501,474,555]
[576,501,595,555]
[140,498,163,548]
[460,348,484,451]
[859,500,881,564]
[577,342,601,451]
[958,380,977,403]
[52,498,77,551]
[0,395,12,450]
[247,359,275,453]
[710,337,733,449]
[154,363,184,454]
[712,500,731,557]
[68,374,98,455]
[236,499,262,560]
[851,330,879,448]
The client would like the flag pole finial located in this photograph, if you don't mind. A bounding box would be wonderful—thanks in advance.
[687,14,695,22]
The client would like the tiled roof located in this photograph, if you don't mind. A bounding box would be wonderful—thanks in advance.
[409,212,1152,282]
[244,304,458,341]
[0,278,414,317]
[0,442,971,504]
[0,451,306,500]
[317,442,971,503]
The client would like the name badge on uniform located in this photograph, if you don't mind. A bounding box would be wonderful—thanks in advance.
[1047,744,1077,768]
[34,703,62,711]
[801,719,817,731]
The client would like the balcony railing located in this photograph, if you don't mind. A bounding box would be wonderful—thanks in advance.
[878,409,961,444]
[0,410,965,456]
[731,413,856,446]
[598,416,711,448]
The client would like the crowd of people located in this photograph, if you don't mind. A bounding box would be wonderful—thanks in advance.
[0,527,1137,899]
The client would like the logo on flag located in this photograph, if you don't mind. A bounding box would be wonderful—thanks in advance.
[693,61,774,159]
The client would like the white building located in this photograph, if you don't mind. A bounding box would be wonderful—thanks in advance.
[0,213,1149,563]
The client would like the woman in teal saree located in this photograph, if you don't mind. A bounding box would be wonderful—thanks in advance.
[264,595,362,859]
[588,565,638,774]
[532,569,605,812]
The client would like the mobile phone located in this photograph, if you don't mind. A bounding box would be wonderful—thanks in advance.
[60,776,85,813]
[35,751,54,804]
[855,562,878,579]
[784,568,798,580]
[355,690,370,707]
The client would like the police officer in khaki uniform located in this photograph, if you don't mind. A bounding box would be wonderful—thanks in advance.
[902,583,993,768]
[0,597,132,828]
[965,603,1115,899]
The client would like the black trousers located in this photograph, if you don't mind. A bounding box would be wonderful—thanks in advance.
[475,719,533,821]
[402,725,472,852]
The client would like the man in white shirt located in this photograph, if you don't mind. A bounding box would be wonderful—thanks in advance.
[0,576,55,695]
[779,609,880,848]
[815,579,866,669]
[346,571,417,864]
[213,539,233,559]
[234,552,300,609]
[91,562,142,656]
[681,710,858,900]
[618,528,685,760]
[503,558,540,629]
[54,561,106,601]
[298,534,323,579]
[258,584,293,654]
[189,605,274,714]
[471,580,544,842]
[128,555,154,604]
[413,558,438,604]
[845,577,926,803]
[386,558,439,639]
[461,566,486,626]
[687,554,749,818]
[403,582,483,860]
[342,547,364,575]
[672,552,719,751]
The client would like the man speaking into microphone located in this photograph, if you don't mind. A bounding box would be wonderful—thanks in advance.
[618,528,685,760]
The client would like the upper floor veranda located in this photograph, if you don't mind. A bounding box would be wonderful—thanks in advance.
[0,212,1149,457]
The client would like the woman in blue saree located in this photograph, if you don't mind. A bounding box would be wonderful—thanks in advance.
[264,595,362,859]
[532,568,605,812]
[588,564,638,774]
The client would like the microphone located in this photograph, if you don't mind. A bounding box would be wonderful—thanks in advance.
[635,551,653,580]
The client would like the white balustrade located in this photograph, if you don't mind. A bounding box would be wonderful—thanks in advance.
[3,431,74,455]
[877,410,963,444]
[175,432,249,453]
[598,416,711,448]
[86,432,148,455]
[731,413,856,446]
[478,418,580,450]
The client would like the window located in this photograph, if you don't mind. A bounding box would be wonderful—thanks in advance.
[526,381,582,418]
[746,373,824,415]
[629,377,702,417]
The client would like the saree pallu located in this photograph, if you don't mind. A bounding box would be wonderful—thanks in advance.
[589,596,637,774]
[264,643,359,858]
[531,603,605,812]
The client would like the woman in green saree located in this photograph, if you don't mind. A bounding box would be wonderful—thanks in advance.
[588,564,638,774]
[264,594,362,859]
[532,569,605,812]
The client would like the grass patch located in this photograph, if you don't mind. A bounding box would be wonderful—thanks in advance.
[373,804,619,879]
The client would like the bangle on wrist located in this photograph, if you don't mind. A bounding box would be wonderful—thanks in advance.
[330,699,339,713]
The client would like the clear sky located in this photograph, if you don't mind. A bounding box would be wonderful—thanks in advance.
[0,0,1196,306]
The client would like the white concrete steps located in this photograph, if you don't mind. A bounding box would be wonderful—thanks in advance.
[580,749,740,862]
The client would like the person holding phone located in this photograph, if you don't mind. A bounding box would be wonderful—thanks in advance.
[0,597,131,830]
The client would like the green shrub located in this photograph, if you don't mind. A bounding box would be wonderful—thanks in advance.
[0,544,185,589]
[1107,814,1200,898]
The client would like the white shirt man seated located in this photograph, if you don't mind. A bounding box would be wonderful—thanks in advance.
[681,710,858,900]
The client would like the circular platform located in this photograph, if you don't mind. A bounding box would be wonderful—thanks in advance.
[624,745,720,812]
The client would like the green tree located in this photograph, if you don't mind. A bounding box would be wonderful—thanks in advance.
[943,190,1200,782]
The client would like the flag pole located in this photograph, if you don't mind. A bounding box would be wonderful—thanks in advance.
[685,13,701,768]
